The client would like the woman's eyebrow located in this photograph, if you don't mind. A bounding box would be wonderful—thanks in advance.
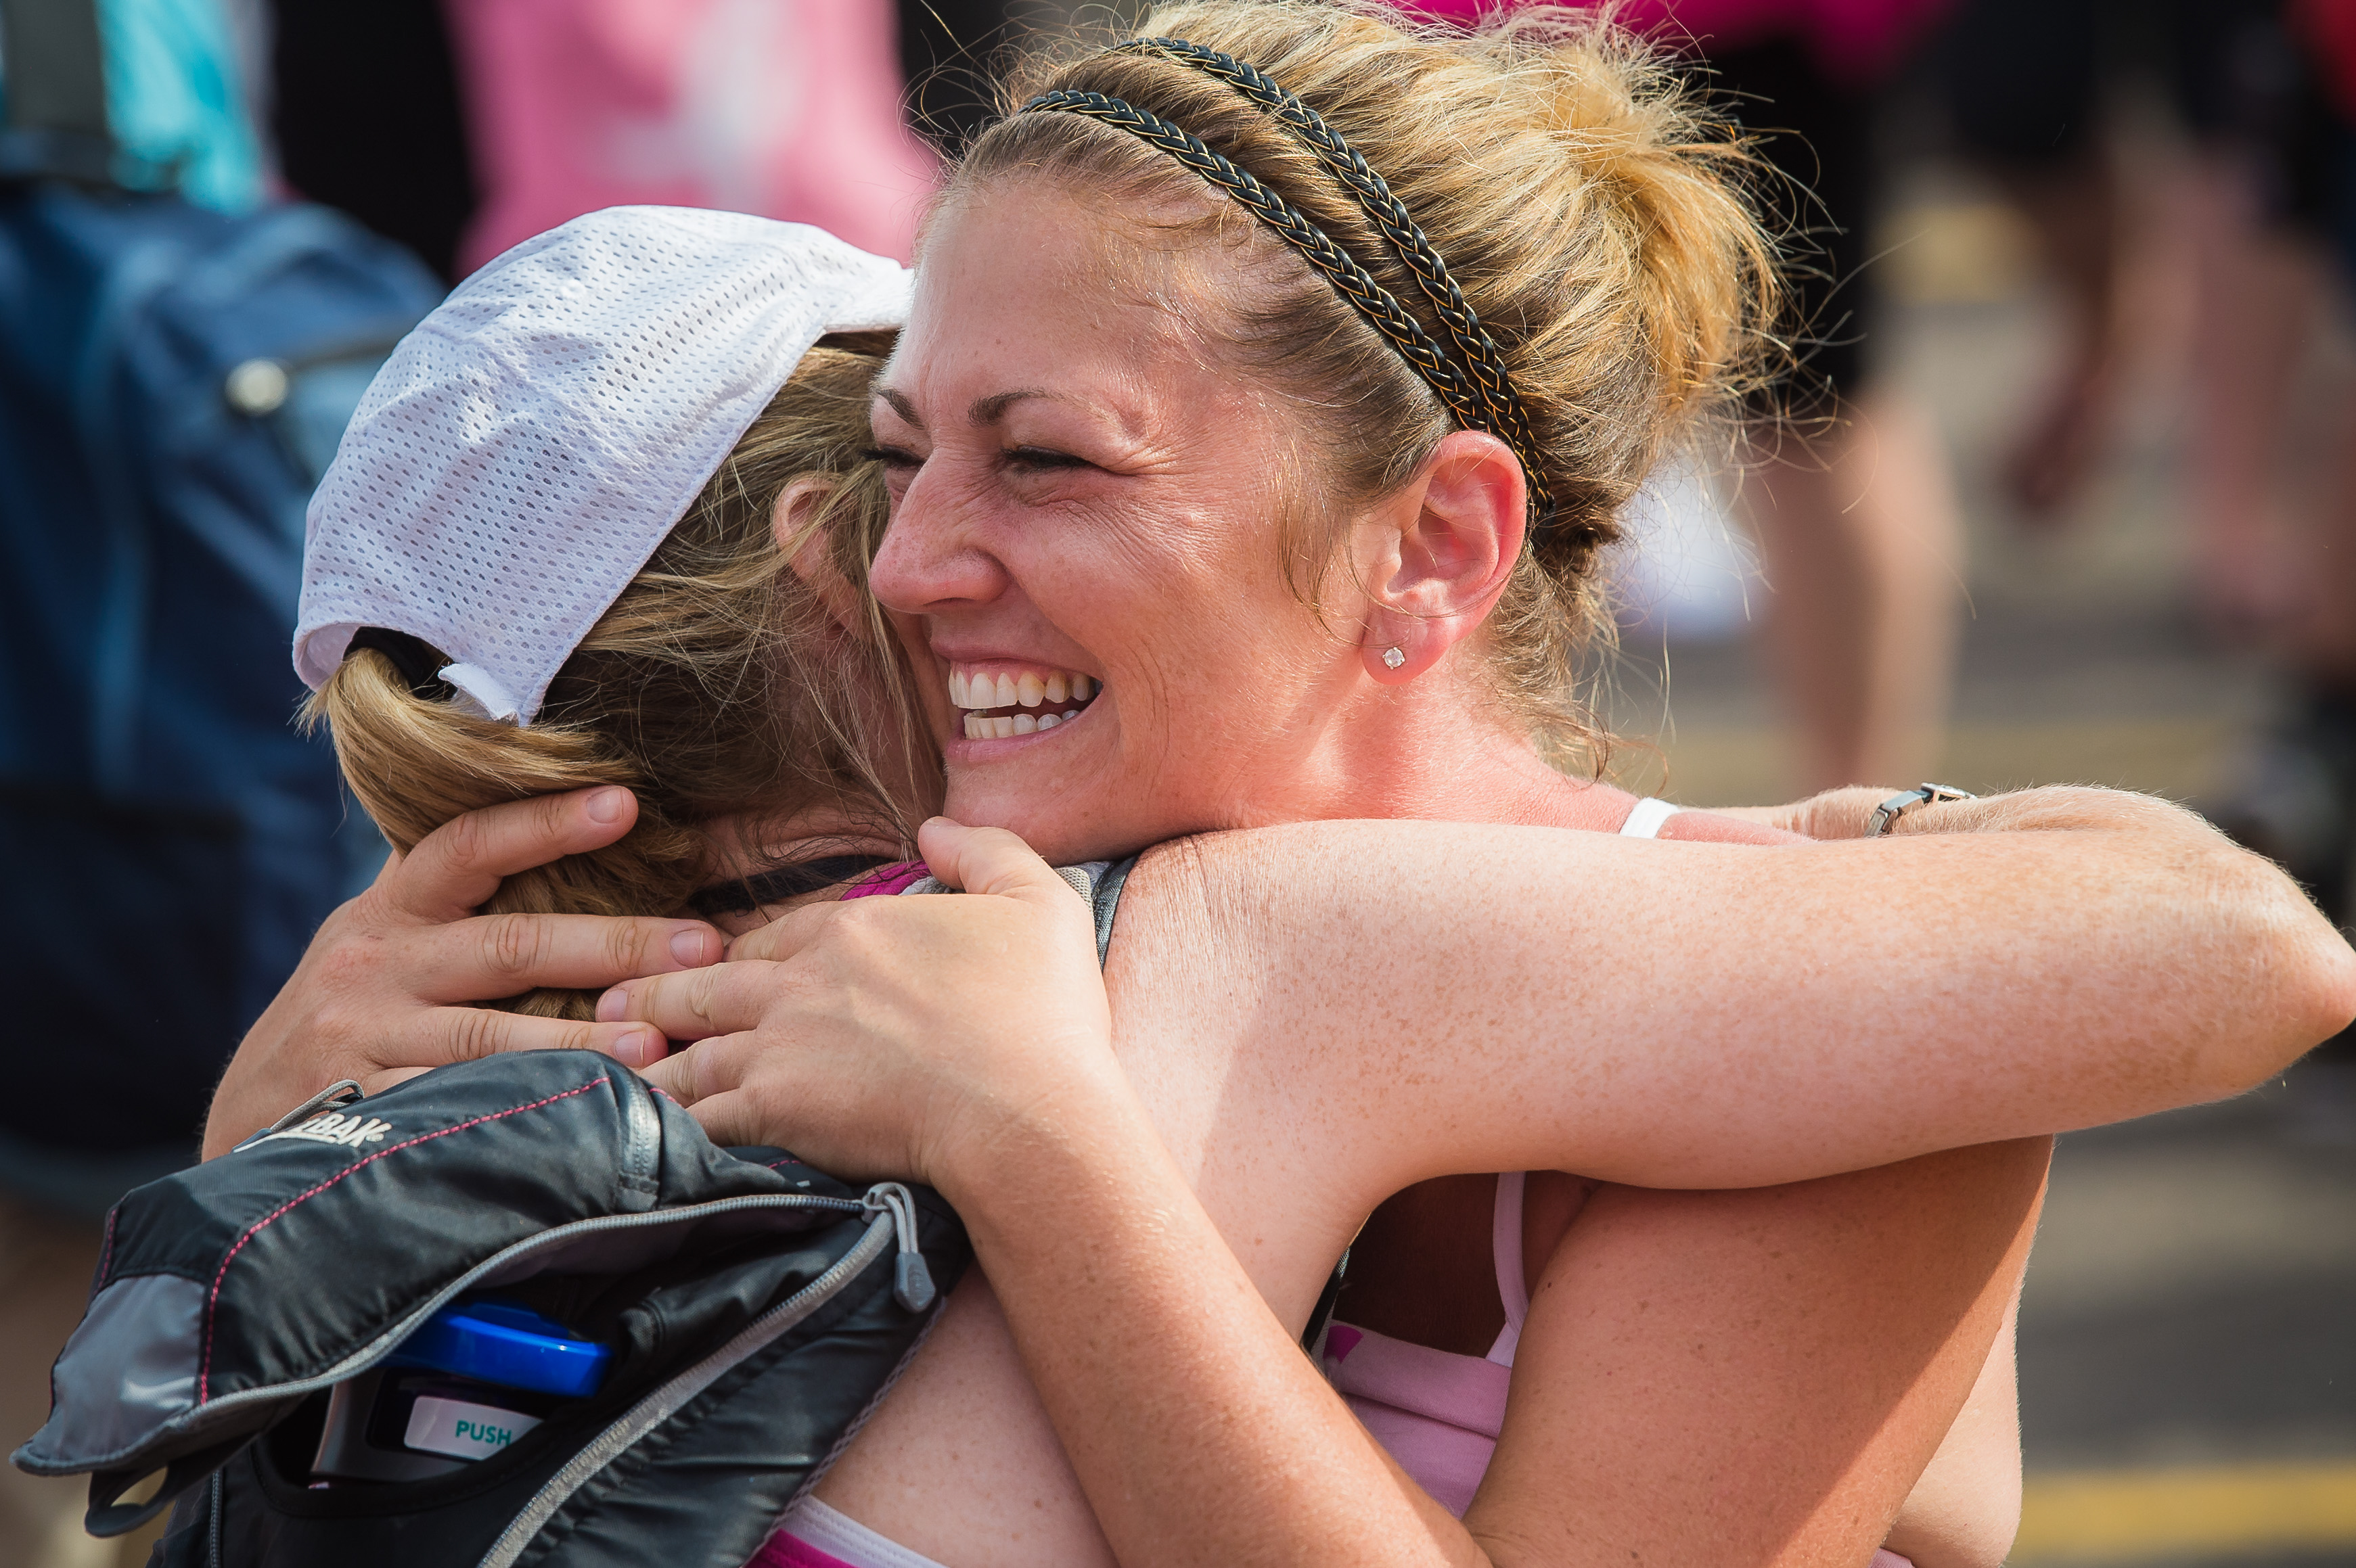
[966,389,1053,425]
[872,385,1072,430]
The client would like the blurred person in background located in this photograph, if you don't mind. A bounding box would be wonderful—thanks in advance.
[2188,0,2356,962]
[1927,0,2122,526]
[440,0,941,271]
[271,0,944,275]
[1927,0,2356,966]
[1405,0,1966,793]
[0,0,440,1562]
[266,0,478,282]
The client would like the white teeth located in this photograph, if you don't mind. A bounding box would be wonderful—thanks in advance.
[949,666,1096,713]
[961,714,978,739]
[1062,710,1079,721]
[1012,712,1037,735]
[1037,712,1060,729]
[995,715,1016,739]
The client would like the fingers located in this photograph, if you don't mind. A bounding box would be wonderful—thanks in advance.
[389,787,641,922]
[416,910,722,1005]
[417,1002,671,1071]
[637,1030,753,1106]
[638,1037,766,1145]
[913,818,1081,904]
[597,961,782,1043]
[672,1089,765,1149]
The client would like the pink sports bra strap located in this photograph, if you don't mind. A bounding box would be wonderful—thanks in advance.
[841,860,930,898]
[758,1500,951,1568]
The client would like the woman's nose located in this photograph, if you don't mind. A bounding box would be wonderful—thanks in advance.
[869,471,1008,614]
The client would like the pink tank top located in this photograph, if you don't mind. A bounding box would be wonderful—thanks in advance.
[1317,1170,1531,1517]
[1313,799,1677,1515]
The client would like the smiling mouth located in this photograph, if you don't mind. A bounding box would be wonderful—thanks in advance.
[950,663,1099,740]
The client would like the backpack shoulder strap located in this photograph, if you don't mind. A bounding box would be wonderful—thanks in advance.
[1089,853,1141,969]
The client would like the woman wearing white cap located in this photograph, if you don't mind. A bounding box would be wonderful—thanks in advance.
[217,189,2354,1568]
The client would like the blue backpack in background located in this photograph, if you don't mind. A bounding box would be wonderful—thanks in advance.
[0,0,445,1211]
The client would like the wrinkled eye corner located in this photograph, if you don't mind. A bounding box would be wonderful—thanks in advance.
[861,445,922,472]
[1003,446,1091,472]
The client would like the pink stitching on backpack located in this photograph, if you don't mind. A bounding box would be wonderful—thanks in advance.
[196,1080,604,1403]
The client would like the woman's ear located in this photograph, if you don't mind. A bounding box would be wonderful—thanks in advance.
[1359,430,1529,683]
[774,478,863,634]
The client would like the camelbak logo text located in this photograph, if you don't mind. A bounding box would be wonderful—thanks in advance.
[257,1111,392,1149]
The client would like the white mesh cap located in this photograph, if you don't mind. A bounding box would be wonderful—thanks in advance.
[294,206,911,724]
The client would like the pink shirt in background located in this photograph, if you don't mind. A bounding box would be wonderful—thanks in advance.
[441,0,941,275]
[1389,0,1954,84]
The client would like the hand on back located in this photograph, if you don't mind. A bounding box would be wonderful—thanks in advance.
[201,787,723,1159]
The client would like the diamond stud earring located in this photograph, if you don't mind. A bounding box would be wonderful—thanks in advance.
[1382,646,1406,670]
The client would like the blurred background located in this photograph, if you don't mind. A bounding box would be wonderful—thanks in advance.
[2,0,2351,1564]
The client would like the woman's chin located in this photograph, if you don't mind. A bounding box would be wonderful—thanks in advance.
[943,773,1137,867]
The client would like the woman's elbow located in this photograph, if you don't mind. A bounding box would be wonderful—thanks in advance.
[2203,851,2356,1094]
[2274,919,2356,1072]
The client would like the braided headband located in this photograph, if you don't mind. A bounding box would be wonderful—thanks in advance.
[1023,39,1556,528]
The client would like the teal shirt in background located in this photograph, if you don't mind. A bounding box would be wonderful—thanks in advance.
[0,0,263,212]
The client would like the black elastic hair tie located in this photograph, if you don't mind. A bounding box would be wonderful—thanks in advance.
[689,854,900,918]
[345,626,455,702]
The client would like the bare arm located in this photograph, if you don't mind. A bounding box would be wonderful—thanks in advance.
[215,781,2343,1566]
[1884,1280,2027,1568]
[1142,786,2351,1191]
[1474,1142,2047,1568]
[631,786,2349,1197]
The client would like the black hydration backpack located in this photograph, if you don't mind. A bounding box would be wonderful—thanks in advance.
[12,1051,968,1568]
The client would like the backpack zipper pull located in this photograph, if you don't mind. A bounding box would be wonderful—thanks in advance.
[863,1183,936,1312]
[231,1079,364,1153]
